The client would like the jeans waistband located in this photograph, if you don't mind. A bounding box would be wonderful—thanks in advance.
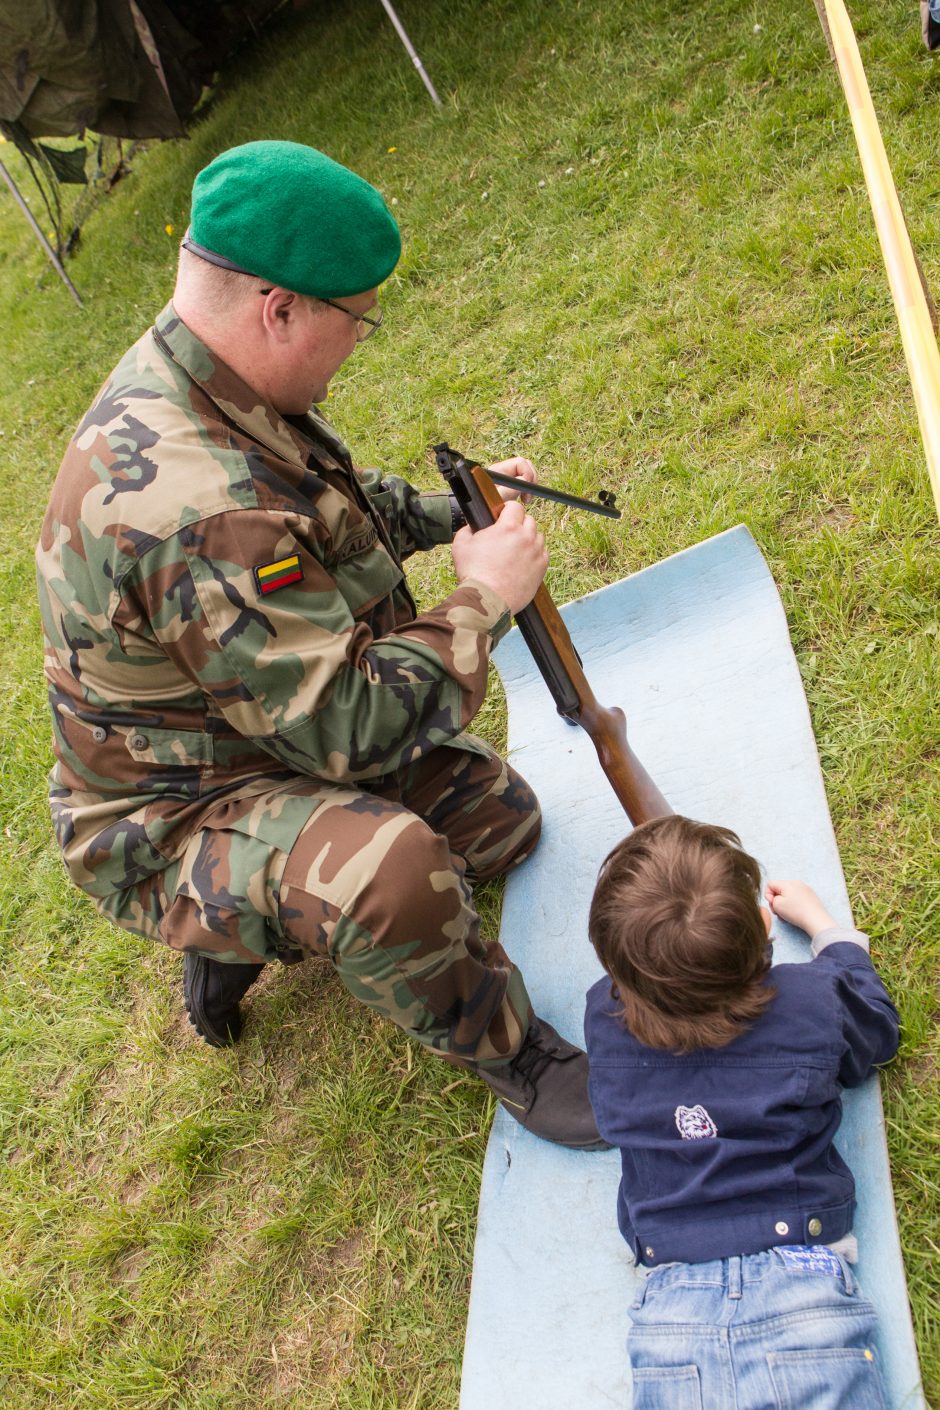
[641,1246,854,1296]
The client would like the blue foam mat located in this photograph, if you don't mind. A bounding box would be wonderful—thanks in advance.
[460,526,923,1410]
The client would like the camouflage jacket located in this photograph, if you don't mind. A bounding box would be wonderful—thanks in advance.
[36,304,511,900]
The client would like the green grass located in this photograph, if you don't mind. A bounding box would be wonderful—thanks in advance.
[1,0,938,1404]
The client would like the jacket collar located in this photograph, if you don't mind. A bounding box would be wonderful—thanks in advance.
[152,302,353,473]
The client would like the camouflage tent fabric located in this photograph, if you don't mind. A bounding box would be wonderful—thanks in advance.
[0,0,289,139]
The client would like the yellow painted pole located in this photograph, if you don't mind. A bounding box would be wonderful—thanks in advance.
[817,0,940,520]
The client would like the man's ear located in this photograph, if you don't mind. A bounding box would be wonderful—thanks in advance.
[259,287,300,342]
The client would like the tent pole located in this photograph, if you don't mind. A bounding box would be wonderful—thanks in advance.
[0,157,83,307]
[378,0,442,107]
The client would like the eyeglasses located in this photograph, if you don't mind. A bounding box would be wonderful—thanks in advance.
[258,288,383,342]
[319,297,384,342]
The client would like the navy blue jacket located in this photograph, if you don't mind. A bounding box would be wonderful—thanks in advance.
[584,936,899,1267]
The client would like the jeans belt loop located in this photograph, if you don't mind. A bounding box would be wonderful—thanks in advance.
[728,1254,743,1299]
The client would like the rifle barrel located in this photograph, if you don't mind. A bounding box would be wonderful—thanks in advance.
[484,471,621,519]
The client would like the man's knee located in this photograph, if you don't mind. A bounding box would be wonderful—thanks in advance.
[504,784,542,864]
[279,806,473,957]
[466,769,542,882]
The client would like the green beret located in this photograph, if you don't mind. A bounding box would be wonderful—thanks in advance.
[188,140,401,297]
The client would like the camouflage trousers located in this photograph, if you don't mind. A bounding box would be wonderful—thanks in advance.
[102,737,541,1065]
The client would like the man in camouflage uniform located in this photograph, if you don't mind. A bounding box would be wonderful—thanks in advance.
[36,140,605,1149]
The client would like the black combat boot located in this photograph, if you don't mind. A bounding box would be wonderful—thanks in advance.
[476,1016,610,1151]
[183,953,264,1047]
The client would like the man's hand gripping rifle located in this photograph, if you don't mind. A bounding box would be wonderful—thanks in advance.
[434,443,671,826]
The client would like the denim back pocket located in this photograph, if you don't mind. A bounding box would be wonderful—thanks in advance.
[768,1346,887,1410]
[631,1364,703,1410]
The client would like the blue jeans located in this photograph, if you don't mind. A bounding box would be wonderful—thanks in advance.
[628,1248,887,1410]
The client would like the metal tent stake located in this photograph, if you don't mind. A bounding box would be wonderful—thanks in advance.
[379,0,442,107]
[0,157,83,307]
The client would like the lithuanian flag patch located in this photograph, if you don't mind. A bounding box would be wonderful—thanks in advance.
[253,553,304,595]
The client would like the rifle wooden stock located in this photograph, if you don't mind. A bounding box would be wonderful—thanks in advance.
[455,454,671,826]
[564,681,672,826]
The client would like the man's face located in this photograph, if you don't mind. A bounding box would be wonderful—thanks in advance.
[272,287,380,414]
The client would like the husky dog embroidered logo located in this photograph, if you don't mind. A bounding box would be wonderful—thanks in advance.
[675,1104,718,1140]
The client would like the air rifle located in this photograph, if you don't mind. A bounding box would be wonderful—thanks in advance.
[434,443,672,826]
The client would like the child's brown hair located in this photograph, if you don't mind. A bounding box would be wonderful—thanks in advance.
[589,815,774,1054]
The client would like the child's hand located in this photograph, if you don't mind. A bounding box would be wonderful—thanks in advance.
[764,880,838,939]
